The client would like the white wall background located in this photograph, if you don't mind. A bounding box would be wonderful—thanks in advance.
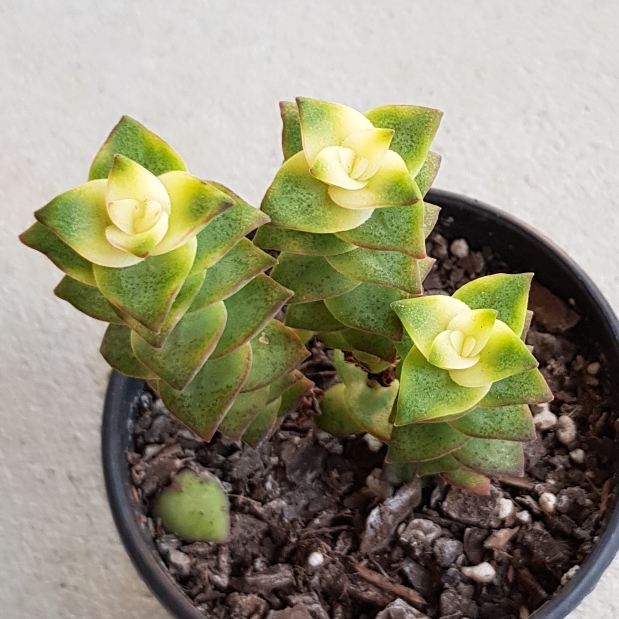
[2,1,618,617]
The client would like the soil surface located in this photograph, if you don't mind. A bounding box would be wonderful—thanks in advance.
[127,229,616,619]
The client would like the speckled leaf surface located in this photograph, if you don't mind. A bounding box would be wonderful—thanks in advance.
[190,198,270,274]
[35,179,144,268]
[54,276,123,324]
[335,200,425,258]
[218,387,270,443]
[325,283,405,341]
[414,152,442,197]
[277,374,314,418]
[189,239,277,311]
[280,101,303,161]
[422,202,441,238]
[387,421,469,463]
[254,225,355,256]
[396,347,490,424]
[153,470,229,543]
[449,405,535,441]
[261,151,373,234]
[270,253,359,304]
[88,115,187,180]
[317,383,362,436]
[119,271,206,348]
[241,320,309,392]
[158,343,252,441]
[285,300,346,333]
[242,397,281,447]
[267,371,303,403]
[454,438,525,476]
[94,237,197,332]
[211,275,293,359]
[20,222,96,286]
[339,329,398,363]
[327,247,423,294]
[131,301,227,391]
[448,320,537,388]
[453,273,533,337]
[478,368,553,408]
[364,105,443,176]
[151,172,234,256]
[100,324,154,379]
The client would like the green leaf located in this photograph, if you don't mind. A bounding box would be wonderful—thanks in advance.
[189,239,277,311]
[387,421,469,463]
[241,321,309,392]
[277,374,314,417]
[415,153,442,197]
[35,180,144,269]
[479,368,553,408]
[441,468,491,496]
[211,274,293,359]
[153,470,229,542]
[318,330,352,351]
[285,300,346,333]
[296,97,373,165]
[254,225,355,256]
[317,383,362,436]
[261,151,373,234]
[396,347,490,424]
[280,101,303,161]
[325,283,405,341]
[335,200,425,258]
[345,377,398,442]
[353,351,391,374]
[328,150,420,210]
[89,116,187,180]
[339,328,398,362]
[243,397,282,447]
[454,438,525,476]
[394,330,413,360]
[448,321,538,388]
[423,202,441,238]
[158,342,252,440]
[391,295,469,359]
[449,405,535,442]
[270,253,359,304]
[94,237,197,333]
[100,324,154,378]
[327,248,423,294]
[364,105,443,176]
[218,387,270,442]
[190,192,270,274]
[267,371,303,403]
[415,454,462,476]
[151,172,234,256]
[118,271,205,348]
[20,222,96,286]
[131,301,227,391]
[333,349,367,385]
[453,273,533,337]
[54,276,123,323]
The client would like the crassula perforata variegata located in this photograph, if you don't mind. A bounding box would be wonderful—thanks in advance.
[320,273,553,494]
[20,117,314,468]
[256,97,442,366]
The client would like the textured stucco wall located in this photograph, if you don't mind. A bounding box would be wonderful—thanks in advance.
[2,1,618,617]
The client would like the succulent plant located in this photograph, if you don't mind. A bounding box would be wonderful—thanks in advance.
[320,273,552,494]
[255,97,443,363]
[20,116,313,451]
[154,469,230,542]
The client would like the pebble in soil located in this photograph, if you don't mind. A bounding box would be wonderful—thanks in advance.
[127,228,616,619]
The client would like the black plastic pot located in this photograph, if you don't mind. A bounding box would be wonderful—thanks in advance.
[102,189,619,619]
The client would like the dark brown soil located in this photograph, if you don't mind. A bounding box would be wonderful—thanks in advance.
[127,230,616,619]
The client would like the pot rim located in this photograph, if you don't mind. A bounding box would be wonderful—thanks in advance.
[102,188,619,619]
